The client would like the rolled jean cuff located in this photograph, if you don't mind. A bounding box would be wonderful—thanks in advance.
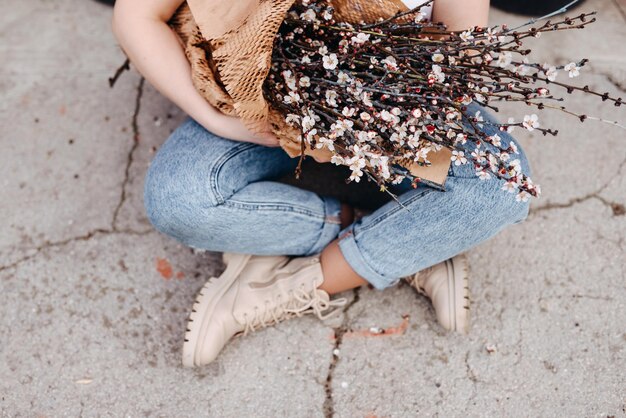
[336,224,400,290]
[306,195,343,255]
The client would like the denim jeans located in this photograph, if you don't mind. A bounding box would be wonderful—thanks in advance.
[144,104,531,290]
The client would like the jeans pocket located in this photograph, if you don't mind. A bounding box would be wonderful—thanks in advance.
[208,142,260,205]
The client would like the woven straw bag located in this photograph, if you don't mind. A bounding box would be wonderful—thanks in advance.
[168,0,451,186]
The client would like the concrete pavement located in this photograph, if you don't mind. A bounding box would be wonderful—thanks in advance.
[1,0,624,416]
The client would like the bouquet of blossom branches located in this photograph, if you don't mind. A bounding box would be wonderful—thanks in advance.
[263,0,624,202]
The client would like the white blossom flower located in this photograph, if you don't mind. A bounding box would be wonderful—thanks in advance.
[505,117,516,132]
[544,65,558,81]
[564,62,580,78]
[382,56,399,71]
[455,133,468,145]
[286,78,297,91]
[330,154,345,165]
[342,107,356,117]
[414,12,427,23]
[299,76,311,87]
[325,90,338,107]
[360,112,372,121]
[301,55,311,64]
[362,92,373,107]
[283,91,301,104]
[302,114,316,131]
[522,114,540,131]
[474,110,484,128]
[516,191,531,202]
[337,71,351,84]
[346,151,366,182]
[537,87,549,97]
[432,53,445,63]
[323,53,338,70]
[451,150,468,165]
[509,159,522,174]
[459,95,473,105]
[285,114,300,126]
[460,30,474,42]
[496,51,512,68]
[331,119,353,137]
[318,45,329,55]
[406,134,420,148]
[515,63,531,76]
[300,9,316,21]
[510,141,519,154]
[471,149,487,163]
[316,136,335,151]
[486,27,500,42]
[488,134,502,147]
[305,128,318,143]
[380,109,393,122]
[501,180,518,193]
[429,64,445,83]
[351,32,370,45]
[411,108,422,118]
[476,169,491,180]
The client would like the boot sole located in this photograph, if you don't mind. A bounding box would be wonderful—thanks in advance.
[448,254,470,334]
[182,252,252,368]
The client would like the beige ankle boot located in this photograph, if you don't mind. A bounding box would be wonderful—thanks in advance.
[404,254,470,334]
[182,252,347,367]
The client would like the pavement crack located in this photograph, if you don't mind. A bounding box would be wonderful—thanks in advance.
[0,228,153,273]
[464,350,479,383]
[323,287,361,418]
[112,77,145,230]
[531,155,626,217]
[531,193,624,216]
[1,77,152,274]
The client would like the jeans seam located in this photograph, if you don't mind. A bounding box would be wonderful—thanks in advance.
[357,188,435,233]
[305,195,342,255]
[209,142,259,205]
[223,199,327,220]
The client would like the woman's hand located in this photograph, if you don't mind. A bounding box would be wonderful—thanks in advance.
[202,112,281,147]
[311,152,333,163]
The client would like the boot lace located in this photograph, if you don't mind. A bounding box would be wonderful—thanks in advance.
[405,266,434,296]
[242,286,347,335]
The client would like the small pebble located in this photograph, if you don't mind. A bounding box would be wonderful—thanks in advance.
[340,381,348,388]
[369,327,384,334]
[75,379,93,385]
[333,349,340,356]
[485,343,497,354]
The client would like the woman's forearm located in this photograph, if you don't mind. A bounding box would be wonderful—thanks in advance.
[432,0,490,30]
[111,8,222,132]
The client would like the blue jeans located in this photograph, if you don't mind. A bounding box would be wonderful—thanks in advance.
[144,105,531,290]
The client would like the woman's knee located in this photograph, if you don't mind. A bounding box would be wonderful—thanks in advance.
[477,180,531,229]
[143,119,223,238]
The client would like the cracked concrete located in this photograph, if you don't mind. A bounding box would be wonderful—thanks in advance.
[1,0,624,416]
[323,288,361,418]
[111,77,145,230]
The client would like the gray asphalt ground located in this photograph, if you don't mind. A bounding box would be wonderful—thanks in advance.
[1,0,625,416]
